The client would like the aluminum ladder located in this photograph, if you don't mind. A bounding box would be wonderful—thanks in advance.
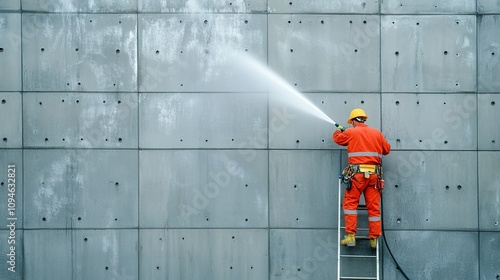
[337,159,380,280]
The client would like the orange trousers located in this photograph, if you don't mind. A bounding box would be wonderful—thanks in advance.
[343,173,381,238]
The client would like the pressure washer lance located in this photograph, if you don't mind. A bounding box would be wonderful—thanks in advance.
[334,123,346,132]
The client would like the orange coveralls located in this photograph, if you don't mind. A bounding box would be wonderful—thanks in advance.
[333,123,391,238]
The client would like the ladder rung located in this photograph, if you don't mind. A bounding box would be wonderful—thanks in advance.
[340,254,376,258]
[356,235,370,240]
[340,227,369,231]
[340,277,377,280]
[338,232,371,240]
[341,206,368,210]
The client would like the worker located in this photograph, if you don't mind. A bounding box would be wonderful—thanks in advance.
[333,108,390,249]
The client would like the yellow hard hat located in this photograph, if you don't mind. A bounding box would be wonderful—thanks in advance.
[347,108,368,124]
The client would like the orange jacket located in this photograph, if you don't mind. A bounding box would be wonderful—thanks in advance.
[333,123,390,165]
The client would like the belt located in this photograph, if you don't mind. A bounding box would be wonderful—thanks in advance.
[350,164,381,173]
[349,164,383,178]
[342,164,383,181]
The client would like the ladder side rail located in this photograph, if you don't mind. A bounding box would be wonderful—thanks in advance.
[376,238,380,280]
[337,150,342,280]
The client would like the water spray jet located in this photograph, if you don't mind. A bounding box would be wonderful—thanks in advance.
[235,52,346,131]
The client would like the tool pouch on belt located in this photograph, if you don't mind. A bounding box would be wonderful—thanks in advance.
[358,164,376,179]
[341,166,354,190]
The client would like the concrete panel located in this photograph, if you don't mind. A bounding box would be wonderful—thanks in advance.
[139,0,267,12]
[140,150,268,228]
[269,93,380,149]
[382,151,477,230]
[72,230,138,280]
[269,14,380,92]
[22,0,137,12]
[140,229,267,280]
[0,0,20,10]
[0,230,22,279]
[0,92,22,148]
[478,94,500,150]
[22,14,137,92]
[480,232,500,280]
[139,93,267,149]
[0,14,21,91]
[139,14,267,92]
[24,150,138,229]
[381,16,476,92]
[270,150,340,228]
[23,92,138,148]
[381,0,476,14]
[270,229,337,280]
[382,93,477,150]
[478,15,500,92]
[24,230,72,280]
[478,0,500,13]
[382,230,478,280]
[0,150,22,228]
[269,0,379,13]
[25,229,138,280]
[478,152,500,231]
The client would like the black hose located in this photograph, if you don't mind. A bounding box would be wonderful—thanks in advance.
[381,193,411,280]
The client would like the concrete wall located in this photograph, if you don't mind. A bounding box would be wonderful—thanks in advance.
[0,0,499,279]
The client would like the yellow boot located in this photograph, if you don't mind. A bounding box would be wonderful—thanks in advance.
[370,238,377,249]
[341,234,356,246]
